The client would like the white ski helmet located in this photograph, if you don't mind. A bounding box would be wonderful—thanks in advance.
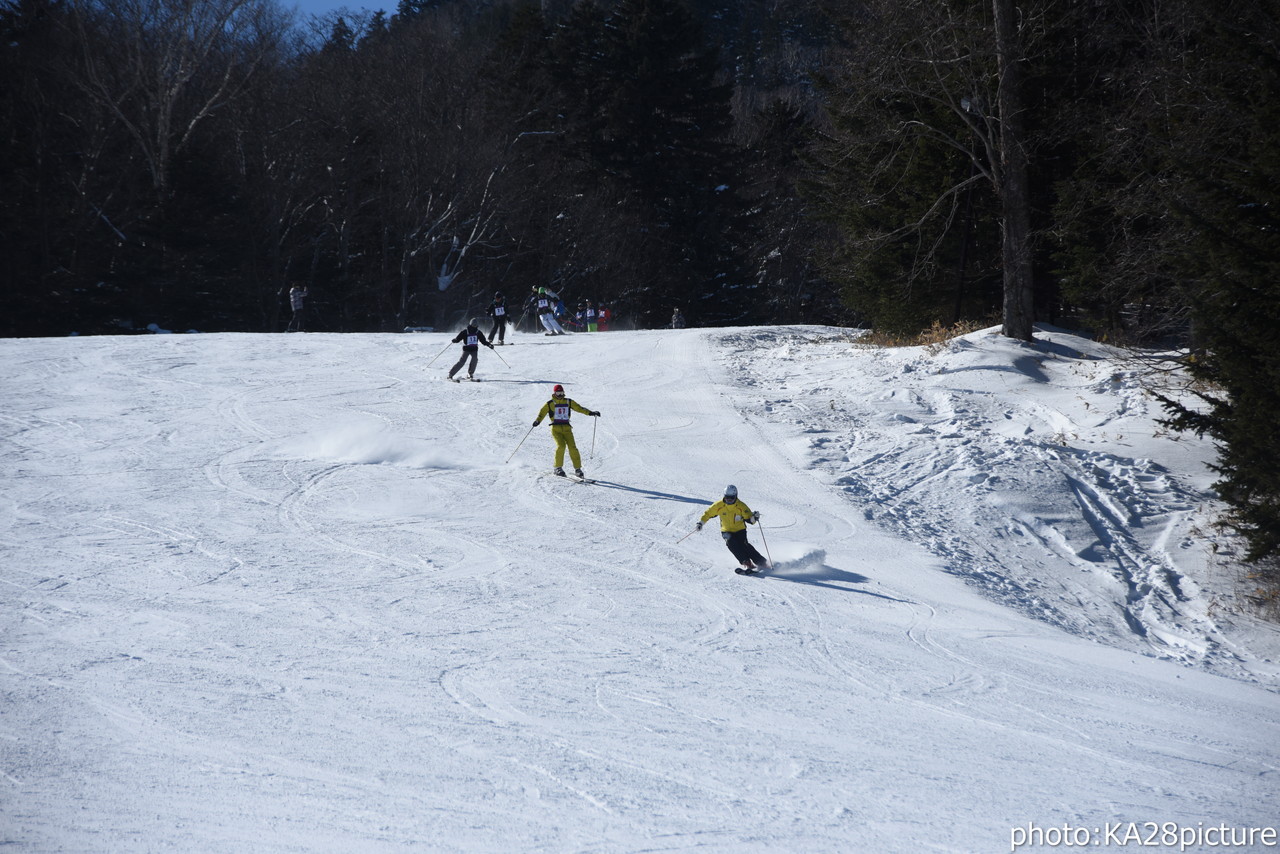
[724,484,738,498]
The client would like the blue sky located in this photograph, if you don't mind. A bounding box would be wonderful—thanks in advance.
[290,0,390,20]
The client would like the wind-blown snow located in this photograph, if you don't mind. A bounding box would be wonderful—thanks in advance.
[2,324,1277,853]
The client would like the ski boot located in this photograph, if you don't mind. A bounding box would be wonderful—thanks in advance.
[554,467,566,477]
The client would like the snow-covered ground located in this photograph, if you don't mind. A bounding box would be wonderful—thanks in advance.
[2,324,1277,853]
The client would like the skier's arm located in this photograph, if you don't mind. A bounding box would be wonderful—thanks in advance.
[451,329,465,343]
[569,399,598,417]
[700,501,723,525]
[532,401,551,426]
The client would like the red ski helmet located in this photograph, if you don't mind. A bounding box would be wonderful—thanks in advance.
[553,384,565,396]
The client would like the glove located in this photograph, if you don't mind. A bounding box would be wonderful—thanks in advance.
[591,410,601,417]
[695,522,703,531]
[751,511,761,523]
[487,343,494,349]
[532,420,540,427]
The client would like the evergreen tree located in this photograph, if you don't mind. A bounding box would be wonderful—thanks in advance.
[546,0,749,325]
[741,99,836,325]
[1158,0,1280,564]
[803,0,1004,335]
[1044,0,1196,342]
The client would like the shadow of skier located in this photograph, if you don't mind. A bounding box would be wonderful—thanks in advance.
[760,562,913,602]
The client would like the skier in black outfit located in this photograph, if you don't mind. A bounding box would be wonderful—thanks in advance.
[486,292,509,345]
[446,318,495,381]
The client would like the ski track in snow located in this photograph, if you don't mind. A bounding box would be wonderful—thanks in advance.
[1,327,1278,853]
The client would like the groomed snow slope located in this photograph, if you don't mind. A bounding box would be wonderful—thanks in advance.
[2,325,1277,853]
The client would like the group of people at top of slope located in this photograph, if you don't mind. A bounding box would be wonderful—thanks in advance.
[442,296,769,574]
[455,289,609,353]
[526,287,612,336]
[447,287,615,379]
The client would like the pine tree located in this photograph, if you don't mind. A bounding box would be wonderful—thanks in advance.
[1158,0,1280,564]
[546,0,748,324]
[803,0,1004,335]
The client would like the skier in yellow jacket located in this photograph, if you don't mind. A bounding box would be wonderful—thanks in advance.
[697,484,770,572]
[532,384,599,478]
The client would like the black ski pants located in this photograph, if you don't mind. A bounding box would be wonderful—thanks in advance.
[723,529,766,566]
[489,317,506,343]
[449,348,478,378]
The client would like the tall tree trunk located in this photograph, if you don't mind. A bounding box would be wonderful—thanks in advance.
[994,0,1035,341]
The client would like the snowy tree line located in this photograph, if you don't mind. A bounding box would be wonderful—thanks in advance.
[2,0,837,334]
[2,0,1278,571]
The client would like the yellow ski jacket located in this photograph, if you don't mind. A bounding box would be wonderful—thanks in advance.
[534,397,594,426]
[700,498,756,533]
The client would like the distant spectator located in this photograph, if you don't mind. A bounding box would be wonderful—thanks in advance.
[671,308,686,329]
[288,284,308,332]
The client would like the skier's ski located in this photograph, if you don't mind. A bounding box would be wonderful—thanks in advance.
[734,566,758,575]
[545,472,596,484]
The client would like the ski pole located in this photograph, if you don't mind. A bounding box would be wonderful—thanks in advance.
[424,339,453,367]
[757,519,773,567]
[490,346,510,368]
[675,527,700,544]
[506,423,536,464]
[590,415,597,459]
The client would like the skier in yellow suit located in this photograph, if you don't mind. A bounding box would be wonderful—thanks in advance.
[532,384,600,479]
[698,484,770,572]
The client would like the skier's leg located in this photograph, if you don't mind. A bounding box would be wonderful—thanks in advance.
[723,531,752,564]
[448,353,467,378]
[540,313,554,334]
[467,350,478,376]
[552,426,568,468]
[563,431,582,470]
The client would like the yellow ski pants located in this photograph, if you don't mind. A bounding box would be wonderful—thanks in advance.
[550,424,582,469]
